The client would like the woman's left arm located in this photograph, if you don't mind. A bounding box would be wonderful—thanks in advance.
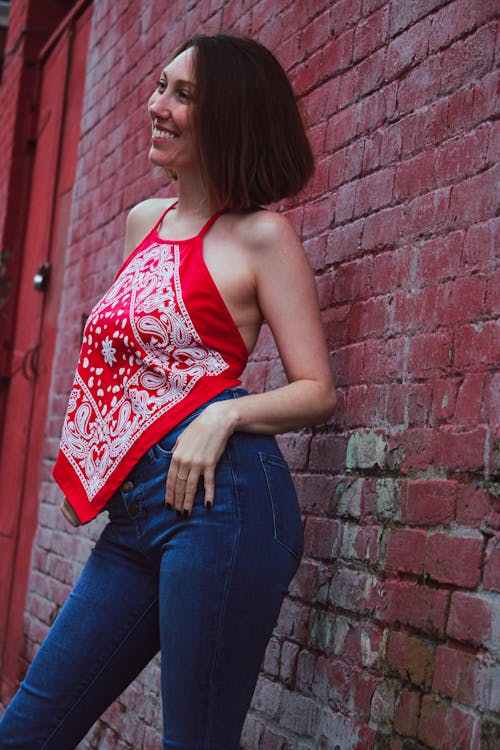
[221,210,336,433]
[166,212,335,513]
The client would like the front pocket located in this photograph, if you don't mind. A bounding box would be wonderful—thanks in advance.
[259,452,304,560]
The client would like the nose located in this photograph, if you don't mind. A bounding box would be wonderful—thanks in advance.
[149,90,171,121]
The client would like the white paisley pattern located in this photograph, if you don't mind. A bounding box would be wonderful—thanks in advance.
[59,241,228,501]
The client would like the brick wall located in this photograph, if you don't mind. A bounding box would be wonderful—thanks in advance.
[2,0,499,748]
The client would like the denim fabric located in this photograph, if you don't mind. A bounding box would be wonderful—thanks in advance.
[0,388,303,749]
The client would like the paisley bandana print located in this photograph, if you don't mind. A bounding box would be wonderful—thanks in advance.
[59,240,229,502]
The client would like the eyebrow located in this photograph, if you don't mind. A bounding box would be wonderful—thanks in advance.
[160,73,195,89]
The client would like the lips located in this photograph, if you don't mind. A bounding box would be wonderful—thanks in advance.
[152,121,178,140]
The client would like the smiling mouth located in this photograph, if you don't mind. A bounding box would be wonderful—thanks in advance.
[152,122,177,140]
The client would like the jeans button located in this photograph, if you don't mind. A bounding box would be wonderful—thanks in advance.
[128,502,140,516]
[121,480,134,492]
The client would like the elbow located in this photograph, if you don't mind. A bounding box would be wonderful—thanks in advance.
[317,383,336,423]
[326,386,337,420]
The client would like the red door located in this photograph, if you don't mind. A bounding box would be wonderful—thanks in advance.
[0,3,92,700]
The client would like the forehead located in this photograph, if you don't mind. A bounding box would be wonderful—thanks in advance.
[162,47,195,81]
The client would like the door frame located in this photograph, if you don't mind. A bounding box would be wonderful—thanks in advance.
[0,0,92,702]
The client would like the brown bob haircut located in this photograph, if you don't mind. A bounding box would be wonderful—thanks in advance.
[171,33,314,210]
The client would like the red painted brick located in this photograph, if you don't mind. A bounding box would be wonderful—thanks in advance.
[427,532,483,587]
[434,426,487,472]
[483,535,500,592]
[448,591,495,647]
[418,694,447,750]
[397,56,441,115]
[279,640,300,686]
[385,16,430,80]
[408,383,433,426]
[416,231,464,283]
[290,559,326,603]
[433,645,482,706]
[454,373,486,425]
[353,6,388,61]
[330,0,362,36]
[351,668,379,722]
[361,206,402,251]
[442,705,480,750]
[435,275,487,327]
[404,187,451,240]
[325,219,364,264]
[454,320,500,368]
[392,287,436,334]
[296,649,315,692]
[348,295,391,340]
[304,517,342,562]
[385,528,427,576]
[423,97,448,147]
[309,434,347,473]
[394,150,438,201]
[449,163,500,228]
[485,266,500,315]
[408,329,452,376]
[387,631,434,689]
[333,181,357,223]
[358,82,398,134]
[456,483,495,527]
[379,580,449,636]
[326,103,360,153]
[354,167,395,216]
[331,342,365,387]
[472,69,500,124]
[371,246,412,293]
[440,23,497,95]
[400,110,427,157]
[365,338,408,385]
[394,688,420,737]
[396,428,434,472]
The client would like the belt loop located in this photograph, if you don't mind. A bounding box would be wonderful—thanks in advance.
[231,387,248,399]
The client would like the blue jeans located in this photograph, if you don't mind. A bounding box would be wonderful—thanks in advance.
[0,388,303,749]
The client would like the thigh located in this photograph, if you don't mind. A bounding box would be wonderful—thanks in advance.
[158,434,303,750]
[0,514,160,750]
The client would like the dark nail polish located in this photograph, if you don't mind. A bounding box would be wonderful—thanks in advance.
[205,501,212,511]
[183,509,189,518]
[166,503,172,511]
[176,510,182,518]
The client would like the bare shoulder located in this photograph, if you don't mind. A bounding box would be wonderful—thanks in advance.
[237,209,299,250]
[229,209,309,278]
[124,197,177,259]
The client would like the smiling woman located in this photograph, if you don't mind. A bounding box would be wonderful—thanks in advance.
[0,32,335,750]
[148,49,198,174]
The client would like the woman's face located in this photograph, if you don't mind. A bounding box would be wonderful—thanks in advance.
[148,48,197,173]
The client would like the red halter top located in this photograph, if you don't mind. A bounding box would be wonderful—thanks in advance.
[53,202,248,522]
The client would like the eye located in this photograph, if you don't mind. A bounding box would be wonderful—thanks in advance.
[156,79,167,93]
[177,89,192,102]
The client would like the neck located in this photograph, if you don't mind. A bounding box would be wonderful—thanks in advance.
[174,169,216,219]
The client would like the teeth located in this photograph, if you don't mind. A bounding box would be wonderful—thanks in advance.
[152,127,176,139]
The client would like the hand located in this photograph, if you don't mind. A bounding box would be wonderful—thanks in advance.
[165,401,236,515]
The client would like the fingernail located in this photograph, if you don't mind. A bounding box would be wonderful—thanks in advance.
[176,510,182,518]
[166,503,172,511]
[182,509,189,518]
[205,501,212,511]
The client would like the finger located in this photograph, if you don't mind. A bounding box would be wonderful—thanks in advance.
[203,467,215,510]
[173,469,189,512]
[165,461,180,509]
[182,476,198,517]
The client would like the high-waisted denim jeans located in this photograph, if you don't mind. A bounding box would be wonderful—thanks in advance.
[0,388,303,749]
